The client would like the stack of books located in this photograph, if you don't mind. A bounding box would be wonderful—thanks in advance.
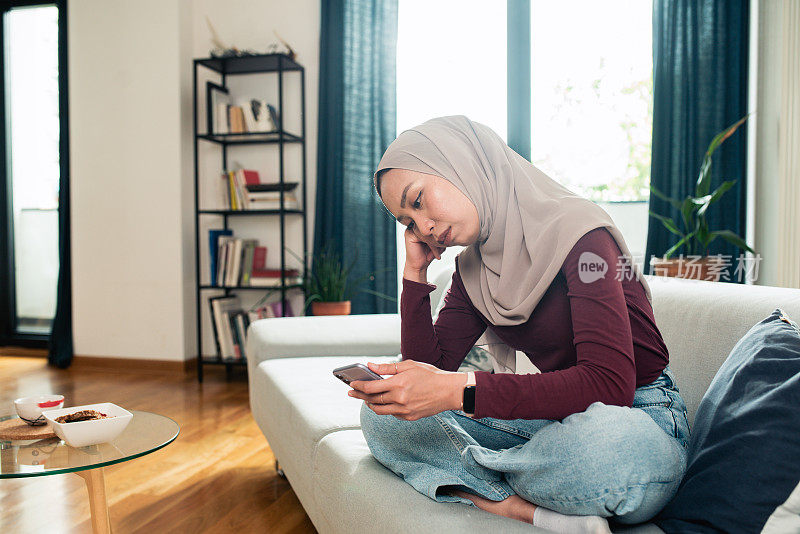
[208,296,296,362]
[213,98,280,135]
[209,230,303,288]
[209,295,250,362]
[222,168,300,211]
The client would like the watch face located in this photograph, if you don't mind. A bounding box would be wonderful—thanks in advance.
[463,385,476,414]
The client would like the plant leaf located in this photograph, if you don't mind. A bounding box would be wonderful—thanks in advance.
[697,114,751,196]
[664,232,695,259]
[708,230,755,254]
[696,155,713,197]
[648,210,683,237]
[649,184,683,211]
[706,114,751,157]
[679,197,697,233]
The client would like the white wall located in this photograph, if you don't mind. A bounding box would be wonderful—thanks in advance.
[70,0,319,361]
[70,0,190,360]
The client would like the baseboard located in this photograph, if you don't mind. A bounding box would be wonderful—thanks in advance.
[0,347,48,357]
[0,347,196,375]
[70,355,196,375]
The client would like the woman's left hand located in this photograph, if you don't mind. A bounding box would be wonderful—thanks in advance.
[349,360,467,421]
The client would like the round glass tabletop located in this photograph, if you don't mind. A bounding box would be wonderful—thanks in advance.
[0,411,179,478]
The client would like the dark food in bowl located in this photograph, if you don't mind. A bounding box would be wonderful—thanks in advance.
[55,410,112,424]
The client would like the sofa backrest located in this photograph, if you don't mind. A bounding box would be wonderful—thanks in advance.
[644,275,800,426]
[429,266,800,427]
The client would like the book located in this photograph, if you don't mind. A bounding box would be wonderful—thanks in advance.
[234,170,251,206]
[208,229,233,286]
[228,311,244,360]
[248,199,300,210]
[240,100,258,132]
[234,312,249,360]
[252,246,268,271]
[248,191,288,201]
[249,276,304,287]
[248,192,299,210]
[270,300,294,317]
[251,268,300,278]
[228,106,246,133]
[226,238,244,287]
[216,235,235,287]
[224,239,235,286]
[240,241,257,287]
[209,296,240,360]
[241,169,260,185]
[225,171,238,210]
[246,182,298,193]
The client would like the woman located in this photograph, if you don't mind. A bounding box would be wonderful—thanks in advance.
[349,116,690,533]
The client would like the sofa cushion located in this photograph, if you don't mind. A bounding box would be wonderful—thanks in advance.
[644,275,800,427]
[250,355,396,476]
[656,309,800,533]
[311,429,538,533]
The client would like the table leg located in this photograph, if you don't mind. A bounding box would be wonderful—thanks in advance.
[75,467,112,534]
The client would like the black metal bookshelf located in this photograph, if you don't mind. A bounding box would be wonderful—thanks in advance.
[193,54,307,382]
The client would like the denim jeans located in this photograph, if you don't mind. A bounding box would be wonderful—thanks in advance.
[360,365,690,525]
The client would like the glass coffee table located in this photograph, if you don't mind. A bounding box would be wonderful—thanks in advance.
[0,410,179,533]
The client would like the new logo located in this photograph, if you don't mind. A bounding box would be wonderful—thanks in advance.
[578,252,608,283]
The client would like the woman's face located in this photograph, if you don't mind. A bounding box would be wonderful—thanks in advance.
[377,168,480,248]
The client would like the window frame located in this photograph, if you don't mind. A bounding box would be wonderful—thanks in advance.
[507,0,531,161]
[0,0,69,348]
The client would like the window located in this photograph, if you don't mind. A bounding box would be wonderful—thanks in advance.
[397,0,507,136]
[530,0,653,202]
[394,1,653,290]
[1,2,65,344]
[395,0,508,297]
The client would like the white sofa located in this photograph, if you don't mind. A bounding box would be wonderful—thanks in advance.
[246,272,800,533]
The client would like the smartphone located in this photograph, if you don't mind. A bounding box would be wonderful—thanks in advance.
[332,363,384,386]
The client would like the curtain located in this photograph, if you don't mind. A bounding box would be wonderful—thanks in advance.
[48,0,72,367]
[315,0,398,314]
[645,0,750,282]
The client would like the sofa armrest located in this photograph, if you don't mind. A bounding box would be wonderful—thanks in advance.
[245,313,401,368]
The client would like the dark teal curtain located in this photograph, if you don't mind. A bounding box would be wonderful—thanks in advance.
[645,0,750,282]
[315,0,398,314]
[49,0,72,367]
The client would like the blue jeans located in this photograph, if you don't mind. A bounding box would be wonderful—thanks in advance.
[360,365,690,525]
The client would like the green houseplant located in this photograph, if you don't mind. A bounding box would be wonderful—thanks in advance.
[648,113,755,281]
[290,244,396,316]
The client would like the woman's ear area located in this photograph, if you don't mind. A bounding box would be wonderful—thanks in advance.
[374,168,390,198]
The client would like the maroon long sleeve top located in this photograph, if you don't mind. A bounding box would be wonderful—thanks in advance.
[401,227,669,421]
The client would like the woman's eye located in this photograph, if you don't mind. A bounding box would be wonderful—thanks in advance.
[412,192,421,209]
[407,221,415,230]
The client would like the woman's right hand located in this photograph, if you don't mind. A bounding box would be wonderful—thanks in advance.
[404,226,445,274]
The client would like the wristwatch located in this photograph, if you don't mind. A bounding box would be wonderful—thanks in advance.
[462,371,477,416]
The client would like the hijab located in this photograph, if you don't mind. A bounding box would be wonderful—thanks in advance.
[375,116,651,372]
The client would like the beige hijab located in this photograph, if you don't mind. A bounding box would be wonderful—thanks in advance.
[376,116,651,372]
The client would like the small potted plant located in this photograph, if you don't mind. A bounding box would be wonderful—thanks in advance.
[648,113,755,281]
[291,244,395,316]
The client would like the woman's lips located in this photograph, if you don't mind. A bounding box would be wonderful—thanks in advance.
[438,227,451,246]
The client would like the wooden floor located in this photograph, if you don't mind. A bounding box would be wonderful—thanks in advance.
[0,355,316,534]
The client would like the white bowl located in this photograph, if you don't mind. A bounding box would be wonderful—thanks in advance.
[42,403,133,447]
[14,395,65,426]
